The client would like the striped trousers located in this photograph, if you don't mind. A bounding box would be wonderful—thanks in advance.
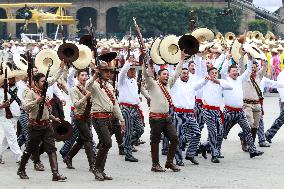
[202,108,223,157]
[120,105,144,157]
[265,100,284,141]
[174,112,201,163]
[17,111,29,147]
[257,117,266,144]
[223,109,257,153]
[195,101,205,131]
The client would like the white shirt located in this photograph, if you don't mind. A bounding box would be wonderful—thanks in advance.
[118,61,140,105]
[47,82,65,101]
[194,55,207,99]
[171,78,207,109]
[222,61,252,108]
[202,79,233,107]
[276,70,284,102]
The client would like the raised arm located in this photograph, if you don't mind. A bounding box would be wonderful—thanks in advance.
[213,53,225,70]
[192,78,208,91]
[118,61,131,86]
[258,60,268,80]
[240,58,253,82]
[219,79,233,90]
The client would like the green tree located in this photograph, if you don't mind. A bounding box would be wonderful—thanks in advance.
[248,19,269,34]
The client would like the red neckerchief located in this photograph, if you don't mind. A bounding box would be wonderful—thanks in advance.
[157,81,173,107]
[97,80,115,105]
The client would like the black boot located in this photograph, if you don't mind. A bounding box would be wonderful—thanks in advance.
[151,143,165,172]
[200,144,207,159]
[250,150,264,158]
[17,151,31,179]
[64,142,82,169]
[251,128,257,143]
[165,141,180,172]
[48,152,67,181]
[84,142,96,172]
[118,145,125,155]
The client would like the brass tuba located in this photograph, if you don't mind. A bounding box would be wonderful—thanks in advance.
[225,32,236,44]
[215,32,225,44]
[246,31,253,43]
[265,31,276,42]
[252,31,263,42]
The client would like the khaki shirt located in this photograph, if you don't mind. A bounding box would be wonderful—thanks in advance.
[86,78,124,122]
[71,85,90,115]
[242,61,267,101]
[23,88,50,121]
[142,61,184,114]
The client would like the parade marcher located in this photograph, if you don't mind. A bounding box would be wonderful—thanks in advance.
[17,71,67,181]
[63,69,96,173]
[239,58,267,149]
[118,55,144,162]
[142,50,186,172]
[201,66,233,163]
[265,68,284,143]
[86,61,125,181]
[219,52,264,158]
[171,67,208,166]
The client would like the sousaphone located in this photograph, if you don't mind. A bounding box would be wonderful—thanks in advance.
[35,49,61,75]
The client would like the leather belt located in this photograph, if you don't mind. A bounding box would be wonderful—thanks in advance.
[149,112,169,119]
[29,119,49,127]
[74,114,90,121]
[90,112,113,119]
[119,102,139,108]
[224,105,242,112]
[174,107,194,113]
[243,99,260,104]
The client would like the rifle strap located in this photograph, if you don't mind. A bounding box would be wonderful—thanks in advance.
[76,85,92,116]
[8,87,21,106]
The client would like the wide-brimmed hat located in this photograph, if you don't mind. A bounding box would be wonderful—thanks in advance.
[159,35,181,65]
[150,37,165,65]
[57,42,79,63]
[231,39,243,64]
[191,28,214,43]
[178,35,199,56]
[72,44,92,70]
[99,52,117,63]
[79,35,94,51]
[35,49,61,75]
[52,120,73,142]
[0,66,27,86]
[243,43,267,60]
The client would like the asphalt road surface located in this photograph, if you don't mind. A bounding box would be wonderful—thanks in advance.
[0,96,283,189]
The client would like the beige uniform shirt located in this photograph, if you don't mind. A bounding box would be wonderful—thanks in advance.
[71,85,90,115]
[86,78,124,122]
[22,67,64,120]
[242,61,267,101]
[142,61,184,114]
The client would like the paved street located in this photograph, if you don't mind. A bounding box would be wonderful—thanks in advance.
[0,96,284,189]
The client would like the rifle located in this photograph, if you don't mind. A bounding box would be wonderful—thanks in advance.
[190,10,196,32]
[3,67,13,119]
[36,62,52,122]
[89,18,103,88]
[26,50,33,88]
[132,17,149,94]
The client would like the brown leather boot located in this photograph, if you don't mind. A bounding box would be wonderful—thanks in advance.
[34,161,45,171]
[93,169,104,181]
[84,142,96,172]
[251,128,257,142]
[48,152,67,181]
[17,151,31,179]
[165,141,180,172]
[63,142,82,169]
[150,143,165,172]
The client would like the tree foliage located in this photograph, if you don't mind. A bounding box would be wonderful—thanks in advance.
[248,19,269,34]
[117,2,242,37]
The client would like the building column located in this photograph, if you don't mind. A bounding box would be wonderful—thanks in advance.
[97,11,106,34]
[6,23,16,39]
[239,10,256,33]
[67,7,78,38]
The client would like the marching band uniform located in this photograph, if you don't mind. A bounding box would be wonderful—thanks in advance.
[171,76,207,166]
[86,65,125,181]
[118,61,144,162]
[142,59,183,172]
